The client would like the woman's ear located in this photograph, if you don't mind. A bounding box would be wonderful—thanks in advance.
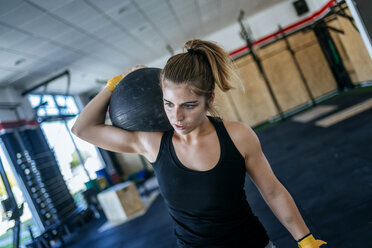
[208,92,215,106]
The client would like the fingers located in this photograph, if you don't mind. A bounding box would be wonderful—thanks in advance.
[106,65,147,91]
[121,65,147,77]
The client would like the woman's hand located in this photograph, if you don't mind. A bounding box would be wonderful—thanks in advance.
[106,65,147,91]
[121,65,147,77]
[298,234,327,248]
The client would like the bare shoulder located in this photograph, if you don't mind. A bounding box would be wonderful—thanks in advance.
[222,119,258,141]
[222,119,261,158]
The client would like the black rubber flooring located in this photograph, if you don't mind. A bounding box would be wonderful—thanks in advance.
[64,89,372,248]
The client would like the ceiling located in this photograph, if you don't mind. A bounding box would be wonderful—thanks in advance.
[0,0,287,95]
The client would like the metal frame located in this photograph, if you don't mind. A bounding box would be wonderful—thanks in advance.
[345,0,372,59]
[21,70,70,96]
[237,10,284,119]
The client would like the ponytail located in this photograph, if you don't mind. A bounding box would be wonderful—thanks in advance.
[161,39,240,93]
[184,39,238,92]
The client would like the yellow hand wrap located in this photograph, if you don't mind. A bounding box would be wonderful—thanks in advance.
[298,234,327,248]
[105,74,123,92]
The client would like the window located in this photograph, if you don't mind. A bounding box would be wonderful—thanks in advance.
[28,94,78,119]
[27,94,104,194]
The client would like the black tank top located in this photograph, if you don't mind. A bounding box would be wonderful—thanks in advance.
[151,116,269,248]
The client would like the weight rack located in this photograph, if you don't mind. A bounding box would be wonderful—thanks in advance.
[0,126,77,231]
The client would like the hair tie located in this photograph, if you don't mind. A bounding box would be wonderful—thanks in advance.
[187,48,198,55]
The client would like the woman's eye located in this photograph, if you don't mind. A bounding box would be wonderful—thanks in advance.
[185,104,194,109]
[165,102,173,107]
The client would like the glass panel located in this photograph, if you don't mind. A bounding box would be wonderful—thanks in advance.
[28,94,58,117]
[55,95,79,115]
[41,119,104,194]
[28,94,79,117]
[55,95,66,107]
[28,95,42,108]
[0,146,37,247]
[42,95,58,116]
[37,108,46,117]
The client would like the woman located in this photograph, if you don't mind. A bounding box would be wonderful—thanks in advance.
[72,39,326,248]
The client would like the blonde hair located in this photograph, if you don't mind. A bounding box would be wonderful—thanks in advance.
[160,39,240,116]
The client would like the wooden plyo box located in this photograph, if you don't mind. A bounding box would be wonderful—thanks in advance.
[97,181,145,223]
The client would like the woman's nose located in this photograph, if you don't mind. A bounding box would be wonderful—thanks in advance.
[175,107,184,121]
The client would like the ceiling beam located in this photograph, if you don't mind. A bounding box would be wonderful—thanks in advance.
[21,70,70,96]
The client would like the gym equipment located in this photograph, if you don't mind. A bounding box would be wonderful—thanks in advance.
[278,25,315,105]
[237,10,284,119]
[0,157,24,248]
[0,129,77,229]
[109,67,172,132]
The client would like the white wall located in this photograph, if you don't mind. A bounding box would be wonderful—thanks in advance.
[149,0,332,68]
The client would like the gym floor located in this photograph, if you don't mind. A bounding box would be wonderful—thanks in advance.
[64,88,372,248]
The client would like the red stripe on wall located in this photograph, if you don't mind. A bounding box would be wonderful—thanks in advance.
[0,119,39,130]
[229,0,338,58]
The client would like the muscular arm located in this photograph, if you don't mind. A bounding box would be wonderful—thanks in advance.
[71,88,140,153]
[226,122,310,240]
[245,142,310,240]
[71,78,161,162]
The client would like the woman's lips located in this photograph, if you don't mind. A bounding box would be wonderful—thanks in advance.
[174,124,186,130]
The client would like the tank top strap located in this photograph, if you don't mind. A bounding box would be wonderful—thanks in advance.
[208,116,231,142]
[208,116,244,160]
[151,130,173,165]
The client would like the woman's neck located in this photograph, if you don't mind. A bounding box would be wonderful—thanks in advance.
[174,116,214,144]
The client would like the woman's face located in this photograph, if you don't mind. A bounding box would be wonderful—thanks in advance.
[162,80,210,135]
